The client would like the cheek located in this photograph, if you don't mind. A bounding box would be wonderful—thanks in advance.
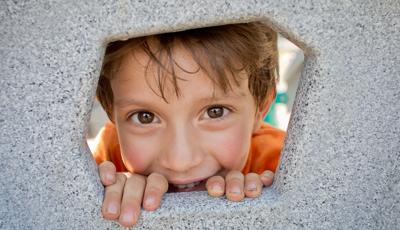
[206,126,252,170]
[119,134,156,173]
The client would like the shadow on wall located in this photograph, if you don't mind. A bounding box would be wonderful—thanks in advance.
[86,34,304,151]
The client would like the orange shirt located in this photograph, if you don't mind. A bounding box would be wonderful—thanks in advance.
[92,122,285,174]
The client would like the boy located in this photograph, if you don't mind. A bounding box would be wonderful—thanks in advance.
[92,22,285,227]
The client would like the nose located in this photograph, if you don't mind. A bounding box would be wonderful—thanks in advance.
[159,123,203,173]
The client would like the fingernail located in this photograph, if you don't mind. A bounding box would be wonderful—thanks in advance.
[121,210,135,223]
[107,202,118,215]
[145,196,155,206]
[229,186,241,195]
[262,171,273,178]
[246,183,257,191]
[211,184,223,193]
[106,173,115,182]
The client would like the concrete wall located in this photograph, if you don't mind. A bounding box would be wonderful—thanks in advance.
[1,0,399,229]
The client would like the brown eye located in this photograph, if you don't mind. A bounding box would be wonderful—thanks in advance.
[138,112,154,123]
[206,106,225,119]
[131,111,159,124]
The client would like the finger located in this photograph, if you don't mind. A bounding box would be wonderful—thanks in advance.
[101,173,126,220]
[244,173,263,198]
[205,175,225,197]
[118,173,146,227]
[260,170,274,187]
[225,170,245,202]
[98,161,116,186]
[143,173,169,211]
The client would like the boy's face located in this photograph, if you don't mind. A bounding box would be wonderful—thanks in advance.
[110,42,268,192]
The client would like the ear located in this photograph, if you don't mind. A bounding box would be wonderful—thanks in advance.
[253,93,275,132]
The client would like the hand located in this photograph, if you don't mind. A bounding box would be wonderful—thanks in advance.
[205,170,274,201]
[98,161,168,227]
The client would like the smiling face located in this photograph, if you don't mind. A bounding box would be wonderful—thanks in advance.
[110,41,268,191]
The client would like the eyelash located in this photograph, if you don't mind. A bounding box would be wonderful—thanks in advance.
[201,105,233,120]
[127,110,160,125]
[126,105,234,125]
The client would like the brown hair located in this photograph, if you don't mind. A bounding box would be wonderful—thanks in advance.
[97,22,278,120]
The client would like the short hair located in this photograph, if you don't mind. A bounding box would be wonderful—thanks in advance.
[97,21,279,121]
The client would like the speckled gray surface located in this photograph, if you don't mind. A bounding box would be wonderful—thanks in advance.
[1,0,399,229]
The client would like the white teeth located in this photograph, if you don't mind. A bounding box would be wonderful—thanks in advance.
[174,181,201,189]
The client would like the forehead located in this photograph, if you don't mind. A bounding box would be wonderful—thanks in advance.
[111,40,249,101]
[117,40,200,79]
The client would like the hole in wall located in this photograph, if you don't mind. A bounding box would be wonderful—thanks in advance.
[87,33,304,149]
[87,22,304,193]
[264,33,304,131]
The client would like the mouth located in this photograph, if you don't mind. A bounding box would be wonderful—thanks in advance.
[168,179,207,193]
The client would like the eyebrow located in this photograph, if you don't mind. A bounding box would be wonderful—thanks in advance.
[195,91,247,104]
[114,91,247,108]
[114,98,143,108]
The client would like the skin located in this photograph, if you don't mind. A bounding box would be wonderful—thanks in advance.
[98,41,275,227]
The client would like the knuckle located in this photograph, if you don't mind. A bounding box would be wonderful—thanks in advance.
[103,191,122,206]
[145,189,161,200]
[122,198,141,209]
[147,173,168,192]
[226,170,244,181]
[129,173,146,185]
[146,185,162,194]
[123,171,133,178]
[125,196,142,209]
[105,190,121,198]
[104,184,118,193]
[148,173,168,185]
[226,170,242,176]
[116,173,127,184]
[144,182,164,199]
[148,172,163,180]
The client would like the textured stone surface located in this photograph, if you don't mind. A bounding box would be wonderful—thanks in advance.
[1,0,399,229]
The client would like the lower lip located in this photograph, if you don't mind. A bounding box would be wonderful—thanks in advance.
[168,179,207,193]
